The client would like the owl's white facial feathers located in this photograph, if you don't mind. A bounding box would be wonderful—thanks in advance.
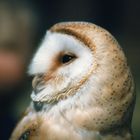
[29,32,94,102]
[29,32,93,76]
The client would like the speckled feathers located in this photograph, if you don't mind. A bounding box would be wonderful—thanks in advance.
[10,22,135,140]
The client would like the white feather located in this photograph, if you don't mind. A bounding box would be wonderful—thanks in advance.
[28,32,93,76]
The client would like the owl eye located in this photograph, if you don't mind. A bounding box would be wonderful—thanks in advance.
[19,130,30,140]
[61,54,76,64]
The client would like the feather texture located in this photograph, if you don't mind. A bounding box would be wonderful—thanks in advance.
[10,22,135,140]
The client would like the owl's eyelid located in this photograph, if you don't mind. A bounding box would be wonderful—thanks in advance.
[63,51,76,56]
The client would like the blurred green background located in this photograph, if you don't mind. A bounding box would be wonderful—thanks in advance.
[0,0,139,139]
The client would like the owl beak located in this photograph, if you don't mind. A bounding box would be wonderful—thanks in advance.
[32,74,45,94]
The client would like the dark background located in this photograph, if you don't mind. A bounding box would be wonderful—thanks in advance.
[0,0,139,139]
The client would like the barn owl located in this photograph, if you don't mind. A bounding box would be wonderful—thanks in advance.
[10,22,135,140]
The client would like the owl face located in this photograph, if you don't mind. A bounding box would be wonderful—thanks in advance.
[29,32,96,103]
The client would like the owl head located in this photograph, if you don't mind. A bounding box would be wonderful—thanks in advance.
[28,22,135,132]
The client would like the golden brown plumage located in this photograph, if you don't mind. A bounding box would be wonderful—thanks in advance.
[10,22,135,140]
